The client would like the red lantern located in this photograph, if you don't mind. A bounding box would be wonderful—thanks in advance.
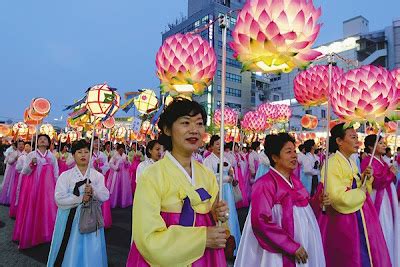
[301,114,318,129]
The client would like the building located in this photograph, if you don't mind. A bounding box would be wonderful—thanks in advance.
[268,16,400,132]
[162,0,271,125]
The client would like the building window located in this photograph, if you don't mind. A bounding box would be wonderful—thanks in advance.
[217,55,242,68]
[217,70,242,83]
[218,41,234,53]
[201,15,209,24]
[217,85,242,97]
[321,109,326,118]
[305,109,312,115]
[194,20,200,28]
[273,94,280,101]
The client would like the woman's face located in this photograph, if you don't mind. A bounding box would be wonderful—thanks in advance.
[118,147,124,155]
[169,113,205,155]
[62,145,68,153]
[211,139,221,155]
[272,141,298,171]
[74,147,90,166]
[337,128,359,155]
[38,136,49,148]
[374,138,386,156]
[24,144,32,153]
[150,143,162,161]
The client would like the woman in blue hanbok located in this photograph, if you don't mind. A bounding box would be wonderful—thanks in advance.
[203,135,241,255]
[47,140,109,267]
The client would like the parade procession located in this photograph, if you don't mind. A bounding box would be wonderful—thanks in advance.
[0,0,400,266]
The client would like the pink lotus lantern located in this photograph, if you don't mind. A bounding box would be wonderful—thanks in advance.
[86,84,121,119]
[274,104,292,123]
[230,0,322,73]
[241,111,269,133]
[331,65,398,124]
[257,103,277,123]
[214,108,239,128]
[391,68,400,108]
[294,65,344,106]
[156,33,217,95]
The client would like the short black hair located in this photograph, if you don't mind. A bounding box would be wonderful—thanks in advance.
[330,123,353,153]
[105,141,111,146]
[146,140,160,158]
[209,135,220,147]
[71,140,90,154]
[298,144,304,152]
[264,133,295,167]
[303,139,315,153]
[364,134,382,154]
[158,98,207,151]
[116,143,125,151]
[251,141,260,150]
[224,142,233,150]
[60,142,70,151]
[37,134,51,149]
[386,147,391,154]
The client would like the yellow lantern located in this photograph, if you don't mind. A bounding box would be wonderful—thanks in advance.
[86,84,121,118]
[134,89,159,114]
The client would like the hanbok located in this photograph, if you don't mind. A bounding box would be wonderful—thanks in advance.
[235,168,325,267]
[12,150,58,249]
[9,151,27,218]
[319,151,391,267]
[203,152,241,255]
[47,166,109,267]
[126,152,226,267]
[0,150,21,205]
[108,153,132,208]
[361,155,400,267]
[57,151,75,175]
[255,152,270,181]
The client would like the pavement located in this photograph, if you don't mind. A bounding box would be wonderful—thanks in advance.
[0,175,132,267]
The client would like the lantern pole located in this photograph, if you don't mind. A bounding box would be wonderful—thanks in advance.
[322,53,334,211]
[394,121,399,161]
[218,14,228,212]
[34,123,41,151]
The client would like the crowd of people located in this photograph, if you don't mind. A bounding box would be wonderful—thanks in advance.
[0,97,400,267]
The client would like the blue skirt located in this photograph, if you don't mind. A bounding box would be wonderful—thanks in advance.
[222,182,241,255]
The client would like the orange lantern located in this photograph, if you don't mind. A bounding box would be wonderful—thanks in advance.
[301,114,318,129]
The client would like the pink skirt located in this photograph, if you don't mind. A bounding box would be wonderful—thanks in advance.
[126,212,226,267]
[107,163,133,208]
[12,164,57,249]
[235,165,249,209]
[0,162,17,205]
[8,172,22,218]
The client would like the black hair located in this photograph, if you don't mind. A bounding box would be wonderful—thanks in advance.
[116,143,125,151]
[251,141,261,151]
[303,139,315,153]
[24,141,31,146]
[330,123,353,153]
[364,134,382,154]
[264,133,296,167]
[105,141,111,146]
[60,142,70,151]
[71,140,90,154]
[158,98,207,151]
[37,134,51,149]
[298,144,304,152]
[386,147,391,154]
[224,142,233,150]
[16,139,25,145]
[146,140,160,158]
[209,135,221,147]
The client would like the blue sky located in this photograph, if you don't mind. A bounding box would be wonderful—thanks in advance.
[0,0,399,125]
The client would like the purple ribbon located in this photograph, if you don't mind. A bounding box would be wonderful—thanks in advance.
[179,188,211,227]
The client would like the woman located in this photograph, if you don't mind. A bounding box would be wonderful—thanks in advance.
[203,135,241,256]
[0,139,24,205]
[128,143,143,195]
[108,143,133,208]
[135,140,162,182]
[91,137,112,229]
[255,136,271,181]
[361,134,399,266]
[9,142,31,218]
[56,143,75,175]
[13,134,59,249]
[47,140,109,267]
[301,139,320,196]
[248,141,261,185]
[233,143,250,210]
[126,98,228,267]
[235,133,326,267]
[319,123,391,267]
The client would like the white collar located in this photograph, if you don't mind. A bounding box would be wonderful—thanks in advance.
[36,149,48,158]
[270,167,293,188]
[165,151,195,185]
[73,165,90,181]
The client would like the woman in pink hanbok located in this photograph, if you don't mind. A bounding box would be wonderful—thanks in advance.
[12,134,58,249]
[361,134,400,267]
[9,142,31,218]
[108,143,132,208]
[128,144,143,196]
[0,140,25,205]
[56,143,75,175]
[235,133,326,267]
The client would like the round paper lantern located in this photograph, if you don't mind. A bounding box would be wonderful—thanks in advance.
[134,90,159,114]
[30,98,51,117]
[214,108,239,128]
[275,104,292,123]
[140,121,152,134]
[40,124,54,136]
[0,124,11,137]
[230,0,322,73]
[301,114,318,129]
[257,103,278,123]
[67,131,78,142]
[102,116,115,129]
[202,132,211,144]
[294,65,344,106]
[241,111,269,133]
[24,108,42,125]
[115,127,127,139]
[86,84,121,119]
[331,65,398,124]
[156,33,217,95]
[58,133,68,143]
[13,122,28,135]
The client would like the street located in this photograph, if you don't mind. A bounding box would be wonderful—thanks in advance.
[0,176,132,267]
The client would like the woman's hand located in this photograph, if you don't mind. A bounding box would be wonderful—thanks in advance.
[213,200,229,223]
[361,166,373,184]
[206,226,227,249]
[390,165,397,175]
[31,157,37,165]
[320,193,331,207]
[82,184,93,203]
[294,246,308,264]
